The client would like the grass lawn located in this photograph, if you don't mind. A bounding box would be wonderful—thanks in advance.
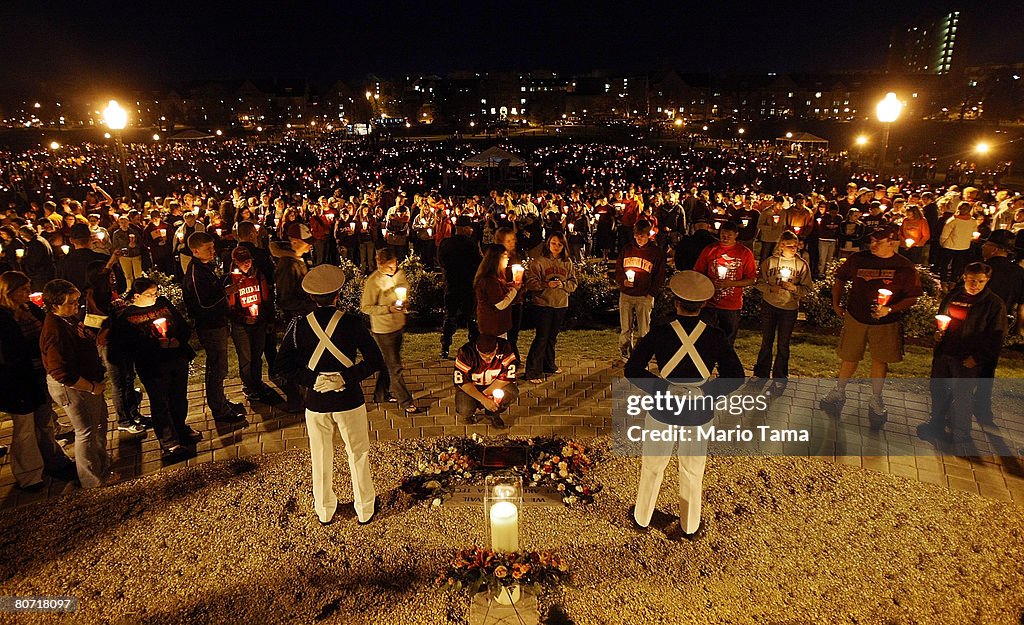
[191,323,1024,384]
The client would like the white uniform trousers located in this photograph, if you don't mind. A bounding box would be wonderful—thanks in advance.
[634,414,709,533]
[305,404,377,523]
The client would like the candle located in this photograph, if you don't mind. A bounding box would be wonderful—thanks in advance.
[178,231,184,240]
[160,229,167,238]
[876,289,893,307]
[717,265,728,280]
[905,238,914,248]
[511,264,525,283]
[426,227,433,236]
[129,234,136,245]
[625,269,636,283]
[394,286,407,308]
[97,231,105,240]
[816,217,822,224]
[153,317,168,338]
[60,244,70,254]
[489,501,519,552]
[741,219,749,227]
[772,214,780,224]
[15,248,24,258]
[780,267,792,282]
[349,222,356,230]
[362,221,368,229]
[935,314,951,332]
[793,226,801,235]
[29,292,43,307]
[568,222,575,233]
[381,228,387,237]
[215,228,222,236]
[972,231,980,241]
[714,222,721,230]
[231,268,241,275]
[248,304,259,317]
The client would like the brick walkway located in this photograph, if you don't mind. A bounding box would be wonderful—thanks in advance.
[2,358,1023,509]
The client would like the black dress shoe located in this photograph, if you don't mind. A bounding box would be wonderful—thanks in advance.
[183,428,204,443]
[628,506,650,534]
[162,445,195,461]
[358,497,382,525]
[678,521,706,541]
[214,411,246,423]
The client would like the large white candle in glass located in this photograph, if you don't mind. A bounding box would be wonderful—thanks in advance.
[510,264,525,283]
[489,489,519,553]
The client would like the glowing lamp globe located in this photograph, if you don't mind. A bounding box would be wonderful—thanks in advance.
[103,100,128,130]
[876,93,902,124]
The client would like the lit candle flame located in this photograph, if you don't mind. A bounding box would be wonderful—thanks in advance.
[935,314,951,332]
[492,388,505,403]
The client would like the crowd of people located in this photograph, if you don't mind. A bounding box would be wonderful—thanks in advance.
[1,137,1022,529]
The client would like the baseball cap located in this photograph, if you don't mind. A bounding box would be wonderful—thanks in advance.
[231,245,253,263]
[285,222,314,243]
[868,224,900,241]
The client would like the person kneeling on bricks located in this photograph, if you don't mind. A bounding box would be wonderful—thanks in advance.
[454,334,518,428]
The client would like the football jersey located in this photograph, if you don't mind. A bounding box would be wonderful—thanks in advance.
[453,338,517,388]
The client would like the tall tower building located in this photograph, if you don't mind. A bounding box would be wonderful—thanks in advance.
[887,11,960,74]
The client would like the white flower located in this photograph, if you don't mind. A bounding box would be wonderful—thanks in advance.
[558,461,568,472]
[432,498,442,507]
[557,484,566,492]
[532,474,542,481]
[576,485,583,492]
[558,470,569,478]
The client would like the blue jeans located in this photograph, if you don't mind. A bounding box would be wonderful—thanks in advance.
[700,307,740,347]
[525,306,567,378]
[754,305,797,379]
[197,325,230,416]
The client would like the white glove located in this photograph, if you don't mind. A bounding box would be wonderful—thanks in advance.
[313,372,346,393]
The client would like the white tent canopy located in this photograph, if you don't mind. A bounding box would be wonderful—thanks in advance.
[776,132,829,144]
[462,146,527,168]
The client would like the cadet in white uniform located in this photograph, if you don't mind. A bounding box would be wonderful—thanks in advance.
[625,271,745,539]
[276,265,386,526]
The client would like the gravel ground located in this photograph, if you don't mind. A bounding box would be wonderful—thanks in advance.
[1,437,1022,624]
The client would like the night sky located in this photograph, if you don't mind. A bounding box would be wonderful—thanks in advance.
[2,0,1022,92]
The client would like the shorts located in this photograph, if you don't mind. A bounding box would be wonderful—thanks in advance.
[837,313,904,364]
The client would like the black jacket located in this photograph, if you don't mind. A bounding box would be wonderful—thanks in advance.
[22,236,55,291]
[625,315,745,425]
[438,234,482,294]
[0,305,48,414]
[275,307,385,412]
[936,287,1007,369]
[183,259,229,330]
[57,247,109,293]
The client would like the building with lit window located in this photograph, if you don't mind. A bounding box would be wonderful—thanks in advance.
[888,11,960,75]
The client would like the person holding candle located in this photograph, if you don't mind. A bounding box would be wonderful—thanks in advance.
[752,232,811,386]
[57,223,114,300]
[474,244,523,339]
[898,205,929,265]
[276,265,386,526]
[110,278,201,460]
[39,279,119,488]
[143,209,174,276]
[453,334,518,428]
[692,221,757,347]
[173,211,205,275]
[819,225,923,428]
[495,227,527,361]
[110,215,144,290]
[226,246,281,405]
[615,219,667,361]
[625,271,744,539]
[0,272,77,490]
[360,248,421,414]
[919,262,1007,453]
[87,214,113,256]
[755,196,785,262]
[523,232,577,384]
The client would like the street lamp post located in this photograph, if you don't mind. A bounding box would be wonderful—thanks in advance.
[102,100,130,199]
[875,92,903,173]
